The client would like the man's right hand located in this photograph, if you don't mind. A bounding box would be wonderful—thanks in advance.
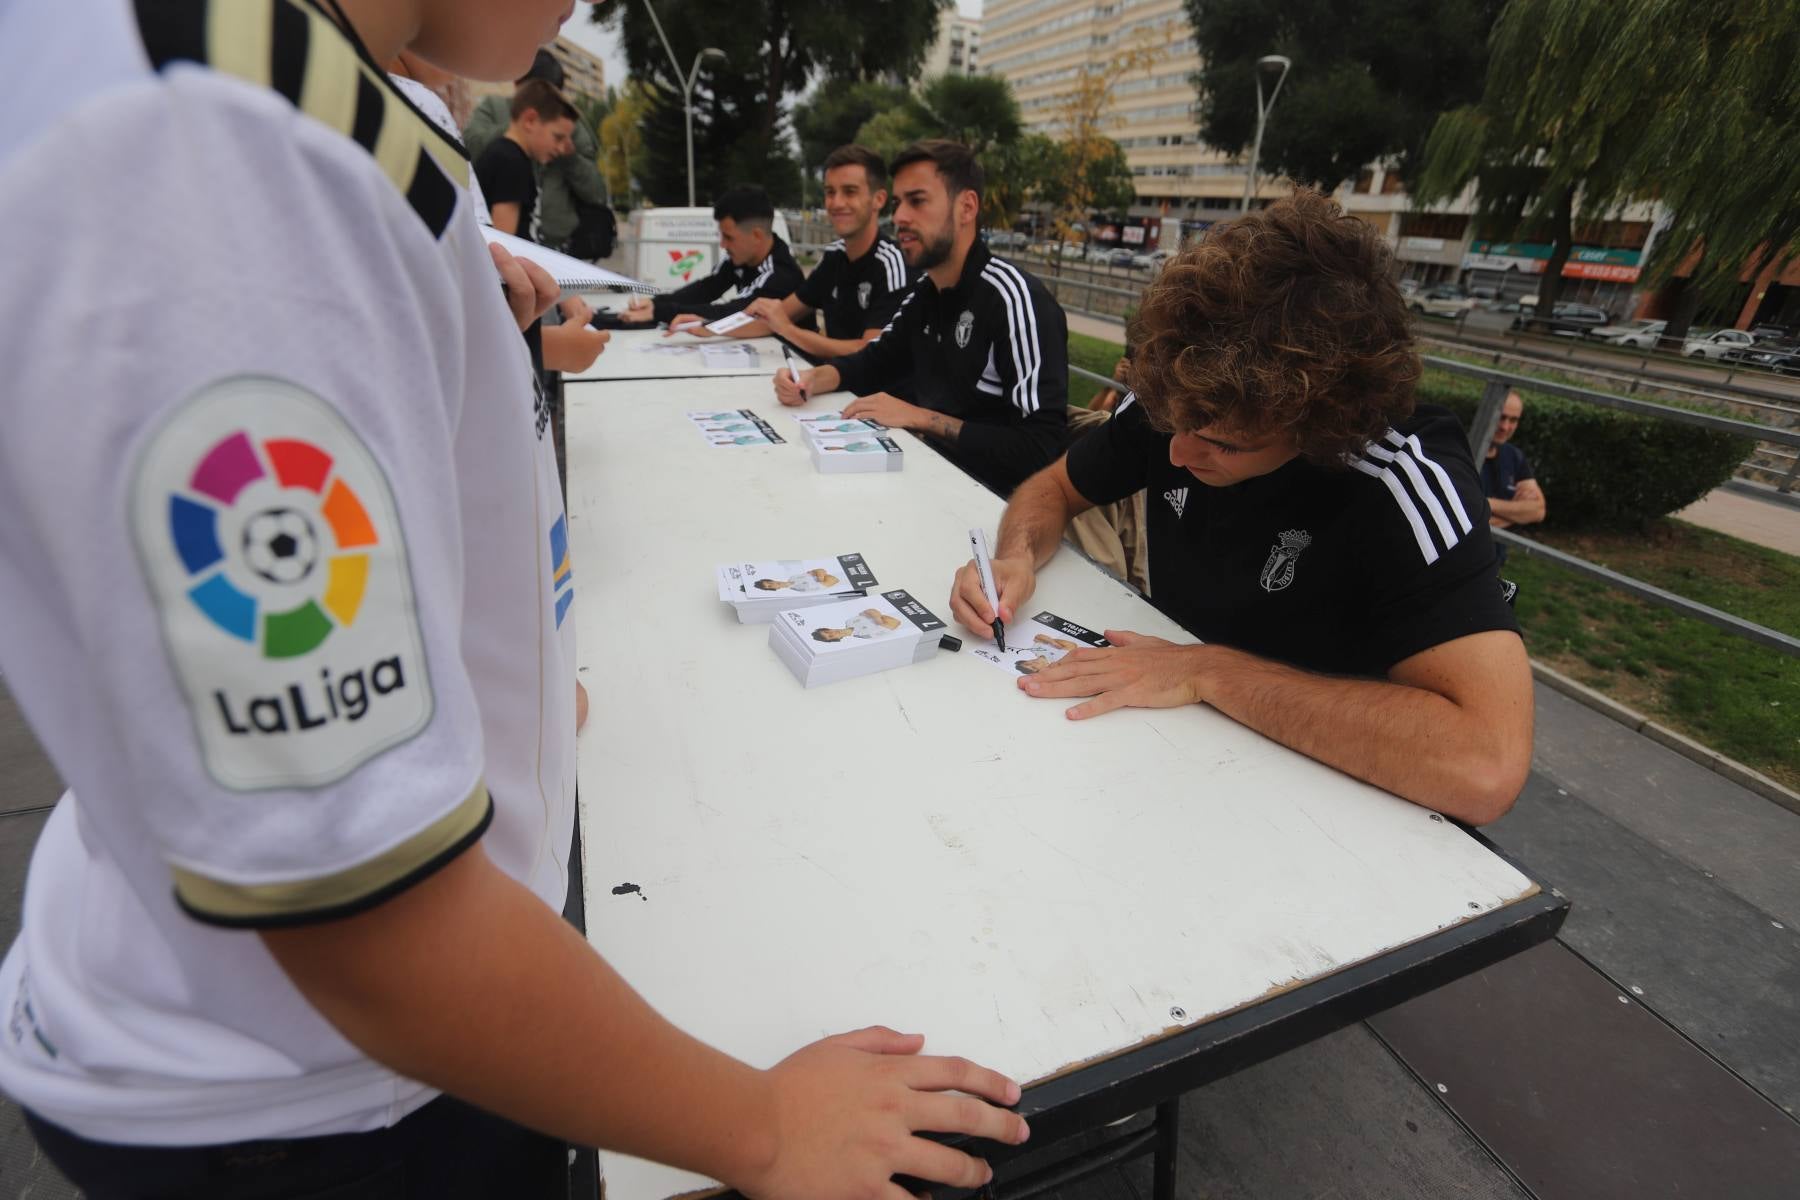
[774,367,815,407]
[738,1025,1029,1200]
[950,554,1037,635]
[624,296,655,322]
[745,297,792,331]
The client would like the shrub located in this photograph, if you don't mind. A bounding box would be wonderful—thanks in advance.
[1416,369,1753,531]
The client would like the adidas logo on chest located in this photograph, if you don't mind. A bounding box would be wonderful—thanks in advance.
[1163,487,1188,518]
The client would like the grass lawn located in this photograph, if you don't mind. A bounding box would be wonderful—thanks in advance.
[1069,329,1126,408]
[1507,519,1800,790]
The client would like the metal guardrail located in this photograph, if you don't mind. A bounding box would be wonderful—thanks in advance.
[1416,329,1800,418]
[1493,530,1800,657]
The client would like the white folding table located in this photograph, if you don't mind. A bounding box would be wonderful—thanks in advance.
[561,375,1564,1199]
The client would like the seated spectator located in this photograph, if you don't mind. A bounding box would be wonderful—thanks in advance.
[1482,390,1547,530]
[1090,347,1132,413]
[617,186,805,329]
[473,79,576,240]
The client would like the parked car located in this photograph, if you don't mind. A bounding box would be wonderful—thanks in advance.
[1732,339,1800,375]
[1130,251,1158,270]
[1514,302,1609,336]
[1683,329,1757,360]
[1588,318,1666,347]
[1085,247,1114,265]
[1107,249,1136,267]
[1748,323,1792,340]
[1409,285,1477,319]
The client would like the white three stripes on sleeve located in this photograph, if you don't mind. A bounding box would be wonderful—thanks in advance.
[1350,429,1476,565]
[874,241,907,292]
[980,262,1042,416]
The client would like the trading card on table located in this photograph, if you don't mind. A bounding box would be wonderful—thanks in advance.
[793,411,888,435]
[725,554,876,598]
[689,409,785,446]
[969,611,1109,676]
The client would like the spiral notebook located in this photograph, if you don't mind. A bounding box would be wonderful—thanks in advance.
[479,227,653,293]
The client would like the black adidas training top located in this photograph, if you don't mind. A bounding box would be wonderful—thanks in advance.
[1065,400,1518,676]
[830,241,1068,496]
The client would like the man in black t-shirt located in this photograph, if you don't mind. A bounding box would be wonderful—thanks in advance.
[1482,390,1546,529]
[472,79,576,242]
[948,192,1533,825]
[615,186,805,329]
[775,140,1069,497]
[706,145,913,360]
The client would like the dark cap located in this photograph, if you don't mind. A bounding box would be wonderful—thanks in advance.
[938,634,963,652]
[518,49,564,88]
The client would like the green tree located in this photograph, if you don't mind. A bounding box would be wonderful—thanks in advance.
[1187,0,1503,190]
[853,107,931,166]
[594,0,945,206]
[794,79,914,171]
[598,83,652,207]
[1414,0,1798,333]
[983,132,1063,229]
[912,74,1021,155]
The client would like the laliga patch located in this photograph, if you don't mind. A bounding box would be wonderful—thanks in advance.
[131,377,433,790]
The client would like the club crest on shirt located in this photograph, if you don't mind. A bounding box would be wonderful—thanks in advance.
[858,281,873,309]
[954,309,974,348]
[130,376,433,790]
[1259,529,1313,593]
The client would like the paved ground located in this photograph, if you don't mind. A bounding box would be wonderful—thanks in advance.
[1676,486,1800,555]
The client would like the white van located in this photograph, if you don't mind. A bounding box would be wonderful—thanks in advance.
[628,206,794,294]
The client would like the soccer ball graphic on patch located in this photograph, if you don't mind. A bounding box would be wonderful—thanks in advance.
[168,430,380,659]
[241,508,320,585]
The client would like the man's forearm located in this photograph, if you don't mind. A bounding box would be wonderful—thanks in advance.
[779,324,877,360]
[916,410,965,442]
[263,848,774,1186]
[1190,646,1524,823]
[996,469,1080,568]
[1488,494,1543,524]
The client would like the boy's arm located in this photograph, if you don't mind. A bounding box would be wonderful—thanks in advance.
[264,844,1029,1196]
[488,201,521,235]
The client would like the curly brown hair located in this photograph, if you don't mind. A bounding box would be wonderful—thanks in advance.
[1127,190,1420,466]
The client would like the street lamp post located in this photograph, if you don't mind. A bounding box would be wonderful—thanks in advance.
[1242,54,1292,212]
[640,1,726,207]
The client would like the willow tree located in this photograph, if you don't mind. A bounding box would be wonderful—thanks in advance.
[1415,0,1799,332]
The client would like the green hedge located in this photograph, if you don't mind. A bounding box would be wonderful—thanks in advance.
[1416,369,1753,531]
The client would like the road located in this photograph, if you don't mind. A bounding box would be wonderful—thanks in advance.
[1398,311,1800,405]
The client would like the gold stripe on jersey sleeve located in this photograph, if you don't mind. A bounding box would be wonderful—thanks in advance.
[205,0,273,89]
[294,6,360,138]
[171,783,493,926]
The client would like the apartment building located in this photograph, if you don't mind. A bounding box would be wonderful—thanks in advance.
[923,12,982,78]
[984,0,1277,239]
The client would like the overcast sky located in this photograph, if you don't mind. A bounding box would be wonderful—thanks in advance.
[559,0,985,95]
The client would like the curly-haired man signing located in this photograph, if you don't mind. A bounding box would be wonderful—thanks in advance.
[948,192,1531,824]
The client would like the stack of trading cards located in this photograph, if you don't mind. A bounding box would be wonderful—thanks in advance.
[769,590,948,686]
[716,554,878,623]
[793,412,904,474]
